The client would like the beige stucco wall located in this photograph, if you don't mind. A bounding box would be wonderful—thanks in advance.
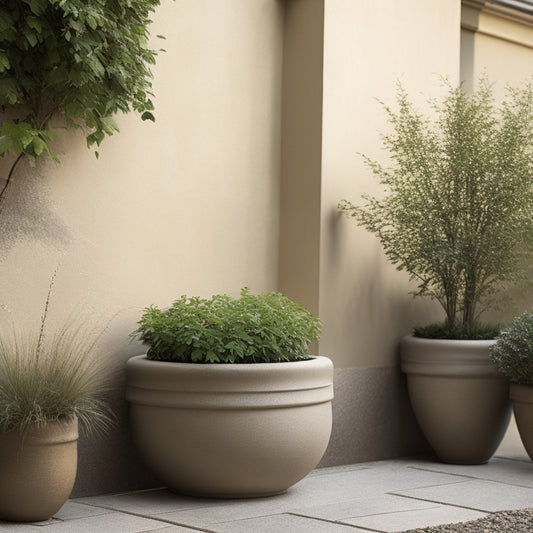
[0,0,284,496]
[279,0,324,318]
[319,0,461,370]
[461,0,533,462]
[278,0,462,467]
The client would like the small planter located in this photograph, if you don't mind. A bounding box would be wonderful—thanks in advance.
[510,384,533,461]
[0,417,78,522]
[401,336,511,464]
[126,355,334,497]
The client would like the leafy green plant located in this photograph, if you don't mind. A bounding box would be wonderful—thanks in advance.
[490,312,533,385]
[0,0,163,212]
[0,277,115,434]
[132,288,321,363]
[339,78,533,339]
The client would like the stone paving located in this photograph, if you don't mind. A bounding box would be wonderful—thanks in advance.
[0,453,532,533]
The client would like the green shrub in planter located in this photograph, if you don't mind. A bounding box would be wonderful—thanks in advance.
[132,288,321,363]
[127,289,331,497]
[490,313,533,462]
[490,312,533,386]
[339,78,533,339]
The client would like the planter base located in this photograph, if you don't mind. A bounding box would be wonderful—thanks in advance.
[126,356,334,497]
[0,418,78,522]
[401,336,511,465]
[510,384,533,461]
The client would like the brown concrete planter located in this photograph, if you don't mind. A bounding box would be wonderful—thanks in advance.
[0,417,78,522]
[126,355,334,497]
[510,384,533,461]
[401,336,511,464]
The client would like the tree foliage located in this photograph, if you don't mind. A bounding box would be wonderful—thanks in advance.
[339,78,533,338]
[0,0,162,210]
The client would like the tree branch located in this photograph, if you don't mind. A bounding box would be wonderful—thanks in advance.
[0,152,25,215]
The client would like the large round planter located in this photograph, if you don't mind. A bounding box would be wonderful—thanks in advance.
[0,417,78,522]
[401,336,511,464]
[126,355,334,497]
[510,384,533,461]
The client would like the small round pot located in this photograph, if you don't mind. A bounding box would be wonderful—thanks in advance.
[126,355,334,497]
[0,417,79,522]
[401,336,511,464]
[510,383,533,461]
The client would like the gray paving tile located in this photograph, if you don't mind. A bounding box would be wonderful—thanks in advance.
[53,501,112,520]
[144,526,205,533]
[152,496,298,528]
[394,479,533,512]
[0,522,45,532]
[289,493,440,521]
[307,463,372,476]
[296,460,469,497]
[290,494,487,533]
[205,513,368,533]
[75,489,213,515]
[410,457,533,488]
[340,505,487,532]
[153,466,467,528]
[75,460,469,528]
[0,513,168,533]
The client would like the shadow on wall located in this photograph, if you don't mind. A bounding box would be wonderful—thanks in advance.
[0,158,72,260]
[73,360,161,498]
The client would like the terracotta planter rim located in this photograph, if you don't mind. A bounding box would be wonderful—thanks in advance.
[1,417,79,445]
[126,354,334,392]
[129,353,328,367]
[126,355,334,409]
[510,383,533,403]
[400,335,500,377]
[401,334,496,348]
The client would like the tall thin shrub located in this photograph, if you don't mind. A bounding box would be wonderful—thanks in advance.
[339,78,533,338]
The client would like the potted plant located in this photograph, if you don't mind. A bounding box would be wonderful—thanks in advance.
[127,288,334,497]
[339,78,533,464]
[490,312,533,461]
[0,284,114,522]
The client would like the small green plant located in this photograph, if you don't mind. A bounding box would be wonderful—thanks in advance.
[132,288,321,363]
[414,323,501,341]
[339,78,533,339]
[490,312,533,385]
[0,276,115,434]
[0,0,163,213]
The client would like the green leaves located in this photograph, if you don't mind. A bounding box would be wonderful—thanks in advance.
[0,120,56,164]
[0,0,162,163]
[490,312,533,385]
[340,78,533,338]
[132,289,321,364]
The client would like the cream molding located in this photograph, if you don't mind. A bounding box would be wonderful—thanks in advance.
[462,0,533,49]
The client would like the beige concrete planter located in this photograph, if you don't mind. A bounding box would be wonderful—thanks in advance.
[401,336,511,464]
[510,384,533,461]
[0,417,78,522]
[126,355,334,497]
